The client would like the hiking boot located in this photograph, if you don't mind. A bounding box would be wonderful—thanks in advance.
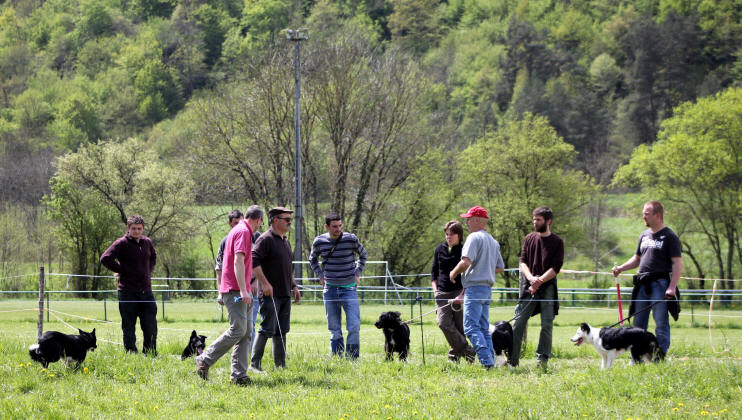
[233,376,251,386]
[195,357,209,380]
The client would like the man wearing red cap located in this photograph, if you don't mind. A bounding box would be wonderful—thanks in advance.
[450,206,505,369]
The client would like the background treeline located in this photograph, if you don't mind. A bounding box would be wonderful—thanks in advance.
[0,0,740,291]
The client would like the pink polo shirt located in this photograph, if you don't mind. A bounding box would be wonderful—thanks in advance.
[220,219,253,294]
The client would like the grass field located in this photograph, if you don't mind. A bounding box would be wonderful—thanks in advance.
[1,299,741,419]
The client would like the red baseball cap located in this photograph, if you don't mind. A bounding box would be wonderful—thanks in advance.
[460,206,489,219]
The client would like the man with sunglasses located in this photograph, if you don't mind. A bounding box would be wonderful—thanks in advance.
[250,207,301,372]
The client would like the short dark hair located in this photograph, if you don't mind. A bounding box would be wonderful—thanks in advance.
[533,206,553,221]
[645,201,664,219]
[444,220,464,243]
[126,215,145,227]
[228,209,243,223]
[325,211,341,226]
[245,205,263,221]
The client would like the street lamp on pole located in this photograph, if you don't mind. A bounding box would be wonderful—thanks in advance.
[287,28,308,285]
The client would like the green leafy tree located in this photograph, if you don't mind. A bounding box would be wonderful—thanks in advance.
[457,112,595,285]
[44,177,120,289]
[614,87,742,291]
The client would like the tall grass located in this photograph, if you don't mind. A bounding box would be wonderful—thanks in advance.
[1,300,740,418]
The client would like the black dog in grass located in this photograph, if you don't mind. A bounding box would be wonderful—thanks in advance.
[181,330,207,360]
[489,321,514,367]
[29,329,97,368]
[374,311,410,361]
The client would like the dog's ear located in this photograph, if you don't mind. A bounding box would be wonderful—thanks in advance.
[91,328,96,336]
[200,335,207,341]
[580,323,590,333]
[78,328,83,334]
[393,311,401,318]
[191,330,197,338]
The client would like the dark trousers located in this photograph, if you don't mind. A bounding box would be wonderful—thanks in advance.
[118,290,158,354]
[251,296,291,368]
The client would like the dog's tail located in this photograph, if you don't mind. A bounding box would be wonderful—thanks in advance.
[29,344,43,363]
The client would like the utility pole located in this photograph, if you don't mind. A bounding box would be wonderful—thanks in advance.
[287,28,308,284]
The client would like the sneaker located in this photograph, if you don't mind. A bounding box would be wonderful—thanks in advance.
[248,365,266,375]
[195,358,209,380]
[232,376,252,386]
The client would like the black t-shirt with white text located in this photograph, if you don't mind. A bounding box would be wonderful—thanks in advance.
[635,227,681,274]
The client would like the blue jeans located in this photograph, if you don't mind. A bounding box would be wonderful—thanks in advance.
[323,286,361,357]
[633,277,671,353]
[463,286,494,366]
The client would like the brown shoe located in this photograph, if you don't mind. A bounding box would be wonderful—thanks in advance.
[195,357,209,380]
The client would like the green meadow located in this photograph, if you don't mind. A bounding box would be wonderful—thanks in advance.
[1,299,740,419]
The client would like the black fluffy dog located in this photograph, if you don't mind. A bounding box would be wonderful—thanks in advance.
[29,328,97,368]
[489,321,514,367]
[181,330,207,360]
[374,311,410,361]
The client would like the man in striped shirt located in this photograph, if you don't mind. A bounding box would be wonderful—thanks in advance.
[309,212,368,358]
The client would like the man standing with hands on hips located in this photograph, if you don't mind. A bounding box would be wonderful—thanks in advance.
[450,206,505,369]
[101,215,158,355]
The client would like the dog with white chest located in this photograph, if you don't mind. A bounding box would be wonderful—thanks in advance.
[571,322,663,369]
[488,321,513,367]
[374,311,410,361]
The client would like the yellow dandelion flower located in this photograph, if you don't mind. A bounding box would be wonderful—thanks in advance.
[40,368,46,372]
[678,403,684,407]
[49,374,55,378]
[721,409,728,413]
[153,406,158,411]
[386,417,392,420]
[83,367,89,373]
[701,411,708,416]
[673,408,679,412]
[712,413,718,416]
[705,404,711,408]
[250,414,255,419]
[385,405,390,409]
[344,414,350,418]
[135,402,139,405]
[413,410,418,415]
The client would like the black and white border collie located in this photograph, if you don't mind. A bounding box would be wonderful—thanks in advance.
[488,321,513,367]
[570,323,663,369]
[29,329,97,368]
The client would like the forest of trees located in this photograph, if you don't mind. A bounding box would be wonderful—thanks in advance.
[0,0,740,287]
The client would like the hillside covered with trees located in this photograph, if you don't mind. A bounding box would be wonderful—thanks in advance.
[1,0,740,287]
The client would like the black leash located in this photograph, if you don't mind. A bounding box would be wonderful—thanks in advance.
[605,299,668,329]
[416,296,425,365]
[506,295,535,324]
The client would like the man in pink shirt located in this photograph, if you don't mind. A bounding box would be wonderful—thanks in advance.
[196,212,255,385]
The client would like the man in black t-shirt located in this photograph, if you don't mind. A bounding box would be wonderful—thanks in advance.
[613,201,683,355]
